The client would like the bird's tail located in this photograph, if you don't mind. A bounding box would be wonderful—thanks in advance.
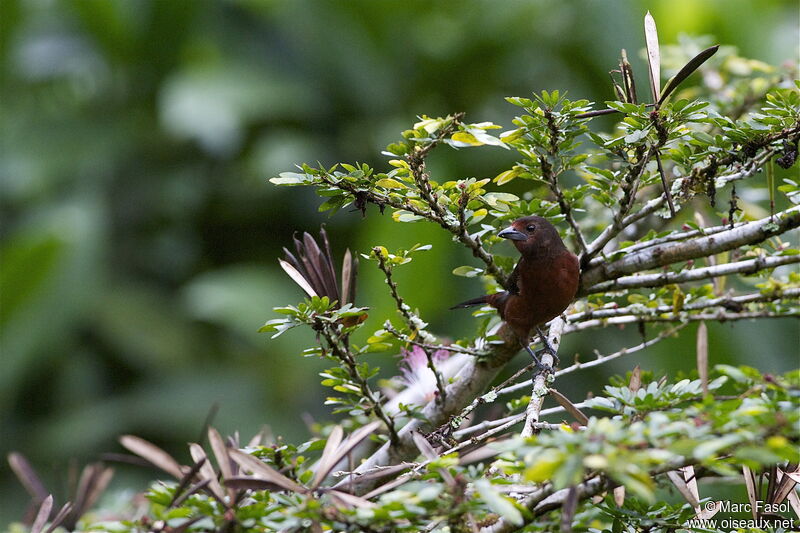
[449,295,489,310]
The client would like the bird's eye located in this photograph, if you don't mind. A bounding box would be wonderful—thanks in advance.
[526,224,536,232]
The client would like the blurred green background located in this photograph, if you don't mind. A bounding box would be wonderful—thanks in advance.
[1,0,797,521]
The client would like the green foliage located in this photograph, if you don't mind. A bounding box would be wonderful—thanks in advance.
[55,367,798,532]
[5,4,799,532]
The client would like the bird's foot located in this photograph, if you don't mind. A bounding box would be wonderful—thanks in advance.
[535,326,560,367]
[536,347,560,367]
[522,342,556,372]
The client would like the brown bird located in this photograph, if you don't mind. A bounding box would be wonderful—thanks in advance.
[452,215,580,366]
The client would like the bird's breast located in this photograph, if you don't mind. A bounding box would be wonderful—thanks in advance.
[516,253,580,319]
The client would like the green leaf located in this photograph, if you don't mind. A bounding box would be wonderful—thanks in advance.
[270,172,307,185]
[495,169,521,185]
[392,210,423,223]
[375,178,405,189]
[475,479,524,526]
[452,265,484,277]
[450,132,483,146]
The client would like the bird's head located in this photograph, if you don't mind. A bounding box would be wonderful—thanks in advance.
[497,215,566,257]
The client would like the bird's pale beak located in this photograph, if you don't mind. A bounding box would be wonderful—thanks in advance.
[497,226,528,241]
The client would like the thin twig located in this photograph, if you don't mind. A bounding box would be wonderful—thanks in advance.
[563,309,799,333]
[496,324,686,398]
[383,323,483,356]
[568,288,800,323]
[319,324,399,444]
[581,206,800,289]
[374,251,447,402]
[582,145,651,263]
[583,254,800,294]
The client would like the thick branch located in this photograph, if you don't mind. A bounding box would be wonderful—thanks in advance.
[585,221,746,269]
[583,254,800,294]
[334,325,522,494]
[581,206,799,292]
[581,146,777,264]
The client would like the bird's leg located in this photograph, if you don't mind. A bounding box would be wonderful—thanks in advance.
[535,325,560,366]
[520,339,545,371]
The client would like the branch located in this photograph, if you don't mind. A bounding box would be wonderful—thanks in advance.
[581,206,799,291]
[580,145,777,264]
[333,325,523,494]
[582,147,652,264]
[319,325,399,444]
[374,250,447,402]
[568,288,800,323]
[496,323,687,398]
[383,323,483,356]
[317,169,509,289]
[583,253,800,294]
[521,317,565,438]
[481,457,695,533]
[563,308,799,333]
[541,109,588,255]
[585,221,747,270]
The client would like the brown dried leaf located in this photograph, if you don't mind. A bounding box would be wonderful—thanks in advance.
[189,443,226,502]
[312,426,344,489]
[772,466,800,506]
[742,466,759,519]
[223,477,285,491]
[659,45,719,105]
[411,431,438,461]
[341,249,357,306]
[788,489,800,519]
[7,452,49,501]
[72,464,113,519]
[667,470,699,509]
[412,430,455,487]
[696,322,709,395]
[362,474,412,500]
[208,428,237,502]
[30,494,53,533]
[119,436,184,480]
[550,389,589,425]
[328,489,377,509]
[311,421,381,489]
[279,259,317,298]
[613,485,625,507]
[42,502,73,533]
[228,449,306,493]
[459,446,501,465]
[681,465,700,502]
[621,49,637,103]
[628,365,642,393]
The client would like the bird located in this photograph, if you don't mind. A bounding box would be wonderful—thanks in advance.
[451,215,580,367]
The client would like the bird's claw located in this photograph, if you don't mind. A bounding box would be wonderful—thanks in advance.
[522,342,557,372]
[535,327,560,367]
[536,347,560,367]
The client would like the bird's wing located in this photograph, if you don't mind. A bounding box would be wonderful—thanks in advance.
[507,260,522,294]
